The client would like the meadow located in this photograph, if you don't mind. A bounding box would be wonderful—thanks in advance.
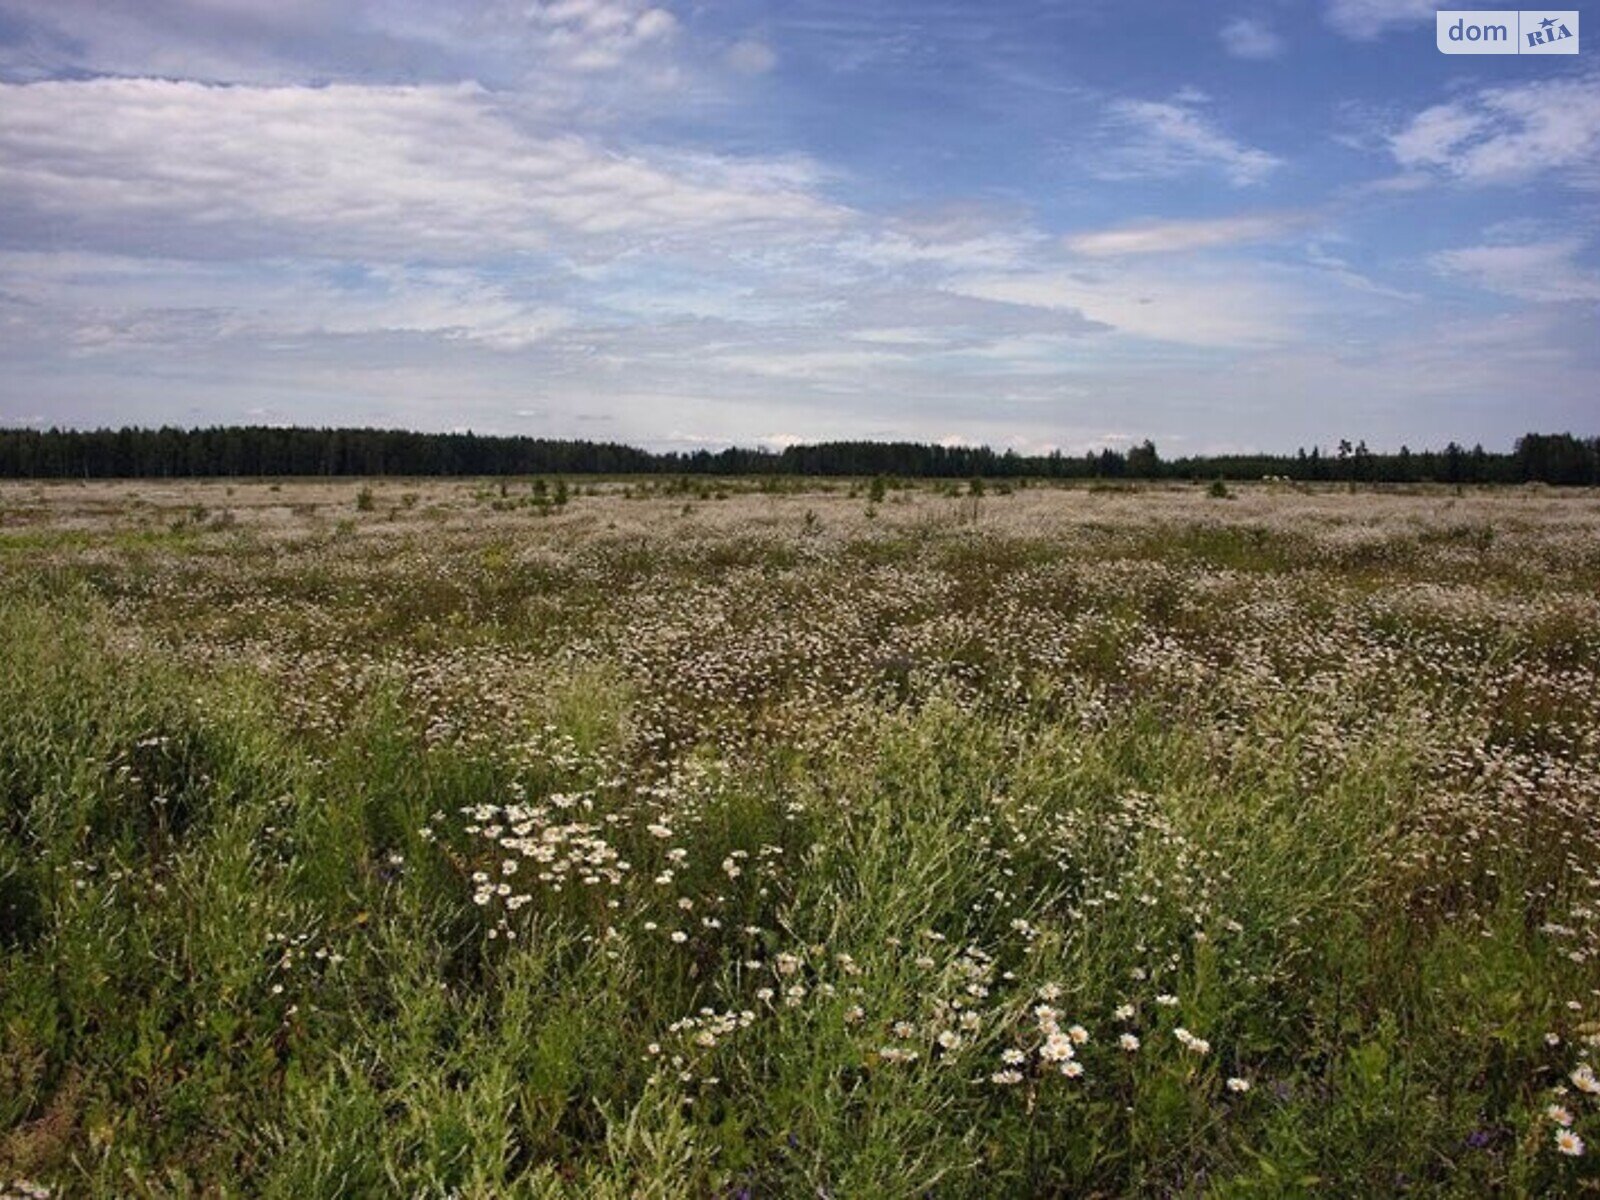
[2,476,1599,1197]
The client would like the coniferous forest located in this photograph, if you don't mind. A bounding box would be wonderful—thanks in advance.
[1,426,1597,484]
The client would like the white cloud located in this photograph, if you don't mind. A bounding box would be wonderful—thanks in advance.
[1390,105,1488,170]
[0,79,844,263]
[0,0,369,84]
[1324,0,1436,39]
[834,282,1104,342]
[838,229,1035,272]
[263,277,576,351]
[1064,212,1309,256]
[1302,243,1420,301]
[847,327,951,345]
[0,252,580,350]
[707,346,915,381]
[524,0,678,71]
[1390,78,1600,187]
[947,261,1308,348]
[1096,97,1281,186]
[1220,309,1596,419]
[0,0,690,88]
[1432,240,1600,302]
[1220,17,1284,60]
[726,38,777,75]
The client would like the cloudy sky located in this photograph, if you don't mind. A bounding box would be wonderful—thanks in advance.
[0,0,1596,454]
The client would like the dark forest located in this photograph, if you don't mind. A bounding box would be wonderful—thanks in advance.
[2,426,1597,484]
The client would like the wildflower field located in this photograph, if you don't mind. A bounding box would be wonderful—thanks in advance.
[3,476,1599,1197]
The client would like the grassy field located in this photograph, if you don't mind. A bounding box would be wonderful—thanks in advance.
[2,476,1599,1197]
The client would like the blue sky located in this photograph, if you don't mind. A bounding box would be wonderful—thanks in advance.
[0,0,1595,454]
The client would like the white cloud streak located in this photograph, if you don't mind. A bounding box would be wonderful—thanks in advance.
[0,78,843,262]
[1390,77,1600,187]
[946,261,1310,349]
[1064,212,1310,257]
[0,0,688,88]
[1323,0,1436,40]
[0,252,580,351]
[1433,240,1600,302]
[1096,98,1281,186]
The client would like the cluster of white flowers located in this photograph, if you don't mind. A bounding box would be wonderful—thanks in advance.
[1540,1049,1599,1157]
[1038,1031,1075,1064]
[648,1006,760,1087]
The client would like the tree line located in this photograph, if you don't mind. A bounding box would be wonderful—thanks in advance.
[0,426,1597,485]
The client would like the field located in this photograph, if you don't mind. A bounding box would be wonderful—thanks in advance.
[3,476,1600,1197]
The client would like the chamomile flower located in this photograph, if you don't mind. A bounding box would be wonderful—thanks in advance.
[1038,1032,1075,1063]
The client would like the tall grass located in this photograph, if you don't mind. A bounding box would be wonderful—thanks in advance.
[2,484,1598,1195]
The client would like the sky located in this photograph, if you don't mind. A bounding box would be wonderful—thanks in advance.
[0,1,1596,455]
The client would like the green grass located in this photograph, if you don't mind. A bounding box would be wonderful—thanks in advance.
[2,486,1599,1196]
